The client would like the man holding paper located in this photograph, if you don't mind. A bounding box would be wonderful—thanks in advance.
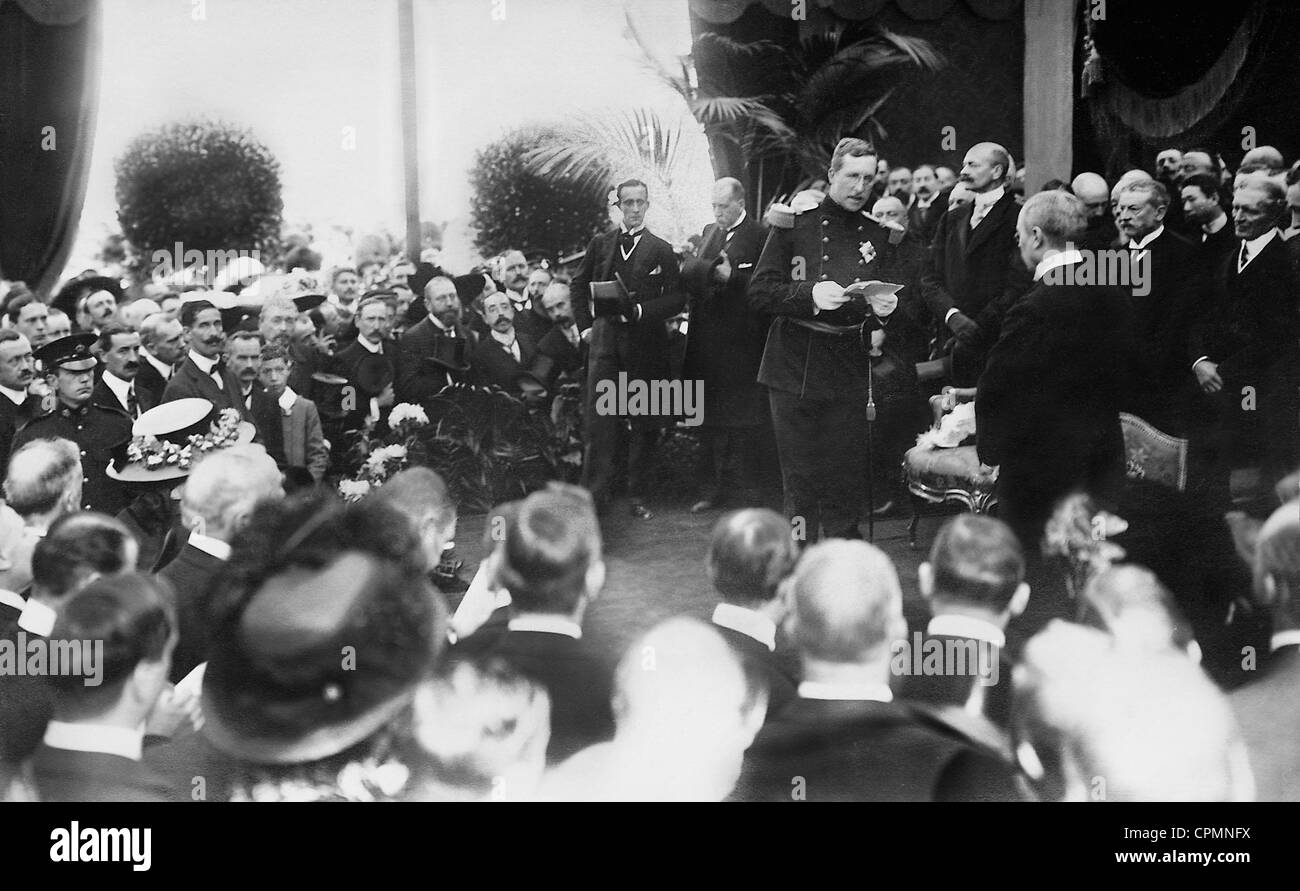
[571,179,685,518]
[749,138,918,542]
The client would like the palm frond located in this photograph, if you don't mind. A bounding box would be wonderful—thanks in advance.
[688,95,770,126]
[695,31,783,58]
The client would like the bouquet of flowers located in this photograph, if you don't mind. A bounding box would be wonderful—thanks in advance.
[337,403,428,501]
[1042,493,1129,606]
[125,408,244,473]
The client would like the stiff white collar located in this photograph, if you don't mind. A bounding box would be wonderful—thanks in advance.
[187,532,231,562]
[17,597,56,637]
[1270,630,1300,652]
[1034,248,1084,281]
[712,603,776,652]
[927,614,1006,649]
[1240,228,1278,266]
[726,210,748,232]
[973,186,1005,210]
[0,588,25,613]
[101,370,134,411]
[797,679,893,702]
[0,384,27,406]
[188,350,218,375]
[1128,224,1165,251]
[428,314,452,334]
[356,335,383,354]
[141,346,172,380]
[43,720,144,762]
[508,614,582,639]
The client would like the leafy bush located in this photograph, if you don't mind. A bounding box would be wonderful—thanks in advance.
[469,127,609,261]
[115,120,283,269]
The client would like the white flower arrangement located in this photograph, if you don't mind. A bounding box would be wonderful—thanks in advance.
[337,479,372,502]
[387,403,429,430]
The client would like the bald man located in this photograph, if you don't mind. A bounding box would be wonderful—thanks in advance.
[734,539,1021,801]
[921,141,1032,385]
[1241,145,1285,173]
[1070,172,1114,250]
[544,618,767,801]
[681,177,770,512]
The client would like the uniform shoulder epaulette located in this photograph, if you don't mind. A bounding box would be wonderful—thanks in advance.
[763,200,818,231]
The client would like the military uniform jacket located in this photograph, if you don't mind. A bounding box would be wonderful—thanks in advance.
[748,195,918,401]
[12,401,132,515]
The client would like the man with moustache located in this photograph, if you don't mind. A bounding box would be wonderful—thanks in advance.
[257,295,299,353]
[81,289,119,335]
[5,293,50,349]
[161,300,244,412]
[526,268,553,304]
[13,335,133,515]
[908,164,948,245]
[749,138,913,542]
[397,275,475,404]
[681,177,768,512]
[0,331,43,474]
[1113,180,1200,436]
[91,325,154,420]
[496,251,548,341]
[571,179,685,519]
[533,282,588,392]
[921,141,1032,386]
[472,292,539,397]
[330,295,397,432]
[1153,147,1191,236]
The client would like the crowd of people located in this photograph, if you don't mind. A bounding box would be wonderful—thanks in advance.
[0,129,1296,800]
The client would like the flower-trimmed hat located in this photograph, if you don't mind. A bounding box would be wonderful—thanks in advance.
[106,398,255,483]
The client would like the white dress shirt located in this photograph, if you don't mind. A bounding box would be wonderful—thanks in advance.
[0,384,27,407]
[797,679,894,702]
[1033,248,1084,283]
[17,597,56,636]
[507,614,582,639]
[187,532,232,561]
[619,225,645,261]
[969,186,1005,228]
[44,720,144,761]
[711,602,777,652]
[1238,227,1278,272]
[1127,224,1165,254]
[490,328,521,362]
[188,349,223,389]
[141,346,172,381]
[927,614,1006,649]
[100,369,137,415]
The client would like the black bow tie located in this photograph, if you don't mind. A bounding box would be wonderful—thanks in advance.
[619,230,642,249]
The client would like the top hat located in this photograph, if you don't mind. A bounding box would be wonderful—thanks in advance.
[220,305,262,333]
[34,333,98,373]
[513,371,548,400]
[200,499,443,765]
[354,354,395,397]
[106,398,255,483]
[590,278,635,320]
[292,293,328,314]
[424,335,470,373]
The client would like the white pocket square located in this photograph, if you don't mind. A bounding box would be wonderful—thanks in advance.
[648,265,662,275]
[738,263,753,269]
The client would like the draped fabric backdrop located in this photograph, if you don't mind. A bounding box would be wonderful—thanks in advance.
[687,0,1026,213]
[1075,0,1300,179]
[0,0,102,296]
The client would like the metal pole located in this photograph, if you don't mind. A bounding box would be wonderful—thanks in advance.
[398,0,421,262]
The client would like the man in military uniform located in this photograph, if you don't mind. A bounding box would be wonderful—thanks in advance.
[12,334,132,515]
[749,138,917,542]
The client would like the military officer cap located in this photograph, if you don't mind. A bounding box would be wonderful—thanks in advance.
[34,333,98,373]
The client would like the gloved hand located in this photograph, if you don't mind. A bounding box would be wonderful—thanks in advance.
[812,281,849,312]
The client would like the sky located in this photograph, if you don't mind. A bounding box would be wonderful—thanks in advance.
[70,0,705,274]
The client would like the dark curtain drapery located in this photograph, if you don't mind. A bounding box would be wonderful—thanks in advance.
[1077,0,1298,178]
[0,0,102,296]
[688,0,1023,214]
